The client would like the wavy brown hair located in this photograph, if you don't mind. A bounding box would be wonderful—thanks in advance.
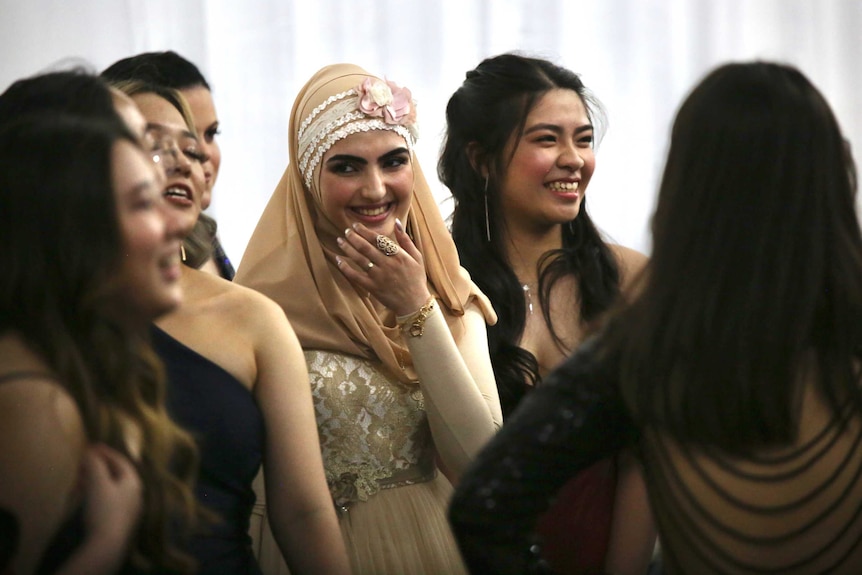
[0,115,201,573]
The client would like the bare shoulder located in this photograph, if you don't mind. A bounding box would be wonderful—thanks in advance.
[187,268,288,330]
[0,375,84,446]
[159,270,297,389]
[224,280,289,331]
[0,344,86,573]
[608,244,648,285]
[221,284,305,398]
[200,273,297,353]
[0,337,85,493]
[609,243,648,271]
[0,335,84,453]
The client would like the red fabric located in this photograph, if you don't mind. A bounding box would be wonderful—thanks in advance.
[535,457,617,574]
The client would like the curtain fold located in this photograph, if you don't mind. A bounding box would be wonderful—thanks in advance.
[1,0,860,261]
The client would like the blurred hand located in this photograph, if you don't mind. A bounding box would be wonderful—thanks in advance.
[80,443,143,547]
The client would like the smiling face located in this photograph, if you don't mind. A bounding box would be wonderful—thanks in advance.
[318,130,414,238]
[130,92,206,239]
[110,139,183,322]
[182,86,220,208]
[498,88,596,237]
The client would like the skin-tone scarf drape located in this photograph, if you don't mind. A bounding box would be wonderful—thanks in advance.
[235,63,494,383]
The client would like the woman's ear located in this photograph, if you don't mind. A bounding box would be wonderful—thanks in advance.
[466,141,489,179]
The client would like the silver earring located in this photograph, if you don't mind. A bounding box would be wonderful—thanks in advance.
[483,176,491,242]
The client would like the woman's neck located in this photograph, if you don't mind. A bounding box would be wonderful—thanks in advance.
[503,224,564,285]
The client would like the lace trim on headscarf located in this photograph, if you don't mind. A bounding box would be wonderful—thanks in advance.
[297,90,416,190]
[298,88,356,141]
[301,118,413,190]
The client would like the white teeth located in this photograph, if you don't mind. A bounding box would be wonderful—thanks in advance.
[165,187,189,199]
[547,181,579,192]
[354,205,388,216]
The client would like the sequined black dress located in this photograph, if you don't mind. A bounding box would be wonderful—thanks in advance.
[449,341,862,574]
[449,341,635,574]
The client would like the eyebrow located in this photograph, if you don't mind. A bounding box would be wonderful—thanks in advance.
[125,179,156,199]
[325,147,410,165]
[524,123,594,135]
[145,122,198,141]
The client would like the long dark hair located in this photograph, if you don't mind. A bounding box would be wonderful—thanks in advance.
[101,50,211,91]
[0,68,125,131]
[0,116,201,573]
[439,53,621,417]
[606,61,862,451]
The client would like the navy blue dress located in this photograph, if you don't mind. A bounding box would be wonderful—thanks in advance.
[152,326,265,575]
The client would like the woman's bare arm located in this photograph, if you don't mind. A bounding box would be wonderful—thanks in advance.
[249,292,351,575]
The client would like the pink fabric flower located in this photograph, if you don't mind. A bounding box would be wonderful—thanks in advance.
[356,78,416,127]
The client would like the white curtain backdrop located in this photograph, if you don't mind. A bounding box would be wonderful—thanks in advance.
[2,0,861,263]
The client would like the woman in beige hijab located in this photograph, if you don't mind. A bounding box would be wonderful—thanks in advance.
[236,63,503,575]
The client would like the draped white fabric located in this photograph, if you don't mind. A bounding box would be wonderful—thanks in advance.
[2,0,860,260]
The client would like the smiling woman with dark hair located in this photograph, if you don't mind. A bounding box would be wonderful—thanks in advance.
[449,60,862,575]
[440,52,654,574]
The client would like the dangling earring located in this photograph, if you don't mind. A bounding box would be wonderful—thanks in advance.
[483,176,491,242]
[180,244,187,262]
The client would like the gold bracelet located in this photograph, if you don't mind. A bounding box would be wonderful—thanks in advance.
[397,296,436,338]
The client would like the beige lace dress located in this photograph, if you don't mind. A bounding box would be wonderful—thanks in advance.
[251,350,468,575]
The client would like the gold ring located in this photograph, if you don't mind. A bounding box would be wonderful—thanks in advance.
[376,235,399,256]
[366,261,374,270]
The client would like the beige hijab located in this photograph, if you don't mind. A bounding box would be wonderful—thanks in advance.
[235,63,494,383]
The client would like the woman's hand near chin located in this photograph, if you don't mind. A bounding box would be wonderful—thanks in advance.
[334,219,431,316]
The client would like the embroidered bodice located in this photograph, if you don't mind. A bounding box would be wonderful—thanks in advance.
[306,350,436,512]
